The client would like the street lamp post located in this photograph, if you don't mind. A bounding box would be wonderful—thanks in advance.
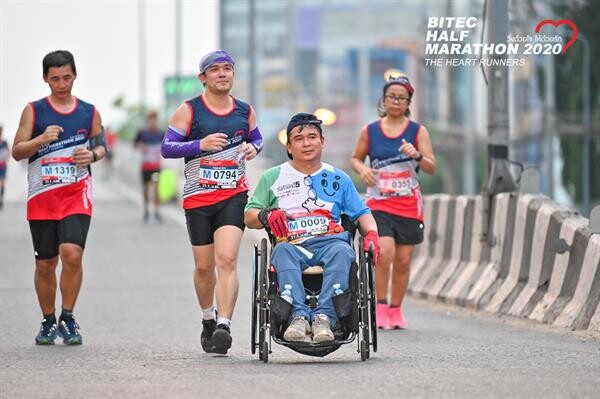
[484,0,517,195]
[138,0,147,109]
[580,34,591,216]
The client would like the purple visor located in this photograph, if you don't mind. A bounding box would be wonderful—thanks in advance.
[199,50,235,73]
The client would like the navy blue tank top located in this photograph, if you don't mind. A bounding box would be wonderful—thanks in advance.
[184,95,250,164]
[367,119,421,170]
[26,97,96,220]
[365,118,424,220]
[180,95,251,208]
[29,97,95,164]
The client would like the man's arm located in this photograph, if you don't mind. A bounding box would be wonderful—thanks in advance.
[12,104,62,161]
[133,130,143,149]
[243,168,286,235]
[356,213,380,260]
[244,208,263,229]
[74,109,105,166]
[244,172,271,229]
[242,106,263,160]
[161,103,228,158]
[356,213,378,237]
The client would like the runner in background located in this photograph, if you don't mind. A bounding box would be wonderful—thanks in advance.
[0,125,9,209]
[351,76,436,330]
[134,111,163,222]
[102,126,117,180]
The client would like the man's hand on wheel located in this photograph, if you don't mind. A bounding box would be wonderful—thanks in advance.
[258,208,289,239]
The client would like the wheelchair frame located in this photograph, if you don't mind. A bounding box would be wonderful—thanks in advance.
[250,226,378,363]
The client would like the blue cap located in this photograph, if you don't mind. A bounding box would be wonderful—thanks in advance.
[199,50,235,74]
[286,113,323,135]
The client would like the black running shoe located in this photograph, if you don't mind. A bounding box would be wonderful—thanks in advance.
[35,318,57,345]
[211,324,232,355]
[57,316,82,345]
[201,319,217,353]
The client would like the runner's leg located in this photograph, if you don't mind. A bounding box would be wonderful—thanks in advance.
[212,226,243,319]
[35,257,59,315]
[58,243,83,310]
[191,244,217,309]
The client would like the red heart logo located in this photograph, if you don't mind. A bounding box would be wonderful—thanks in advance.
[535,19,578,53]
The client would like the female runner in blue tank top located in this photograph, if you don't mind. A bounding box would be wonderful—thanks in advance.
[351,76,436,329]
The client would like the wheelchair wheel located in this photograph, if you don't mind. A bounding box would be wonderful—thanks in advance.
[358,237,371,361]
[367,249,378,353]
[360,339,368,362]
[251,243,260,355]
[258,238,270,362]
[260,341,269,363]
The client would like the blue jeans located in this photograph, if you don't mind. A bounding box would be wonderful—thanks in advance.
[270,232,355,327]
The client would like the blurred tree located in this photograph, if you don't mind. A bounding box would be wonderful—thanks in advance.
[112,96,148,141]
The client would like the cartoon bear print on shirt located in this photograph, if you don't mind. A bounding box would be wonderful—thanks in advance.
[310,170,344,219]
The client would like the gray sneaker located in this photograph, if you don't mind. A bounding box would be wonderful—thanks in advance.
[312,314,334,343]
[283,317,311,342]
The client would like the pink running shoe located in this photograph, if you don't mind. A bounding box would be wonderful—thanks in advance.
[388,306,406,329]
[376,303,389,329]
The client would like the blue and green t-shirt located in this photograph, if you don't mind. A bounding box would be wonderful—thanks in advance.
[246,162,370,242]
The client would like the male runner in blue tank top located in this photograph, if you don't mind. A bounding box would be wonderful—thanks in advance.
[12,50,106,345]
[162,50,264,354]
[0,125,9,209]
[134,110,164,222]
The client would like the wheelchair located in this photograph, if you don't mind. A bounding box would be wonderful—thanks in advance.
[250,216,377,362]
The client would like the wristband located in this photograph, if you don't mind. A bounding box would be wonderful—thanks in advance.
[91,150,98,162]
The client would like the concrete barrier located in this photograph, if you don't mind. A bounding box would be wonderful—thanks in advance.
[440,196,484,305]
[408,192,600,332]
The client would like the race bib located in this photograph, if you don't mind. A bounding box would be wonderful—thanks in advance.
[378,170,413,197]
[199,160,238,189]
[41,157,78,185]
[287,214,330,242]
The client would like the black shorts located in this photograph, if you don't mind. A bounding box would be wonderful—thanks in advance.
[141,169,161,183]
[185,192,248,246]
[372,210,424,245]
[29,214,91,260]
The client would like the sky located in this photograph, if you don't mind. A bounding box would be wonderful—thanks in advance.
[0,0,218,140]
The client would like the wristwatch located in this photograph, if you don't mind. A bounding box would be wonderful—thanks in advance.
[414,152,424,162]
[91,150,98,163]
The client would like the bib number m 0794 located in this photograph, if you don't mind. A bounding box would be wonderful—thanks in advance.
[199,159,238,189]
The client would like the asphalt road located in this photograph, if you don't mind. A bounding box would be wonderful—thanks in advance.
[1,156,599,399]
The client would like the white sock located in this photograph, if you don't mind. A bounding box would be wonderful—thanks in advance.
[216,317,231,327]
[202,306,216,321]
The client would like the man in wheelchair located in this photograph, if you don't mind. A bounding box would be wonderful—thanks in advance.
[244,113,380,343]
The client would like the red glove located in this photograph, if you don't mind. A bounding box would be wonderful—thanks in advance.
[259,208,288,239]
[363,230,380,263]
[327,220,343,234]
